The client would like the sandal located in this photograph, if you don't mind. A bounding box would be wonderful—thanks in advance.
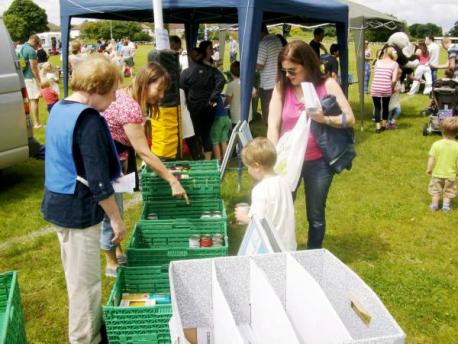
[105,267,118,278]
[117,254,128,265]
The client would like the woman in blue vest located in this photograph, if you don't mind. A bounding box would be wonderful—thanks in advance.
[41,55,125,344]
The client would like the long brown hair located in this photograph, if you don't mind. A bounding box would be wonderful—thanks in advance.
[127,62,170,119]
[277,40,327,98]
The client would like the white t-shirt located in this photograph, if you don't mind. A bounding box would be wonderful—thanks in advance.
[226,79,255,123]
[248,175,297,251]
[257,34,283,90]
[427,42,440,66]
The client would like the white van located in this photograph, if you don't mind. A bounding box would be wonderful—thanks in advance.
[0,18,41,170]
[37,31,61,55]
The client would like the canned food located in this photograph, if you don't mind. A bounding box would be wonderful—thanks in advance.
[189,235,201,248]
[200,234,213,247]
[200,211,212,219]
[212,211,222,218]
[147,212,158,220]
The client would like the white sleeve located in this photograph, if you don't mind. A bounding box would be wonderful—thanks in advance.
[248,187,267,220]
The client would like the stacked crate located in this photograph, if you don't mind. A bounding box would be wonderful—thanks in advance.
[103,160,227,344]
[0,271,27,344]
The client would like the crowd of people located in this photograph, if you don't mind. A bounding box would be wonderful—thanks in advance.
[13,24,454,344]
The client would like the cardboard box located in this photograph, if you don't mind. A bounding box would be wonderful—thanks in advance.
[169,249,405,344]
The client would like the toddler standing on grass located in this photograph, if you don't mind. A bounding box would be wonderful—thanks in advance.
[235,137,297,251]
[40,78,59,113]
[425,117,458,212]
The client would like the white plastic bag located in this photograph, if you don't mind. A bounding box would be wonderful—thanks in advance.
[274,111,311,191]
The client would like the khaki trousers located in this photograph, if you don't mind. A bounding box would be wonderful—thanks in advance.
[56,224,102,344]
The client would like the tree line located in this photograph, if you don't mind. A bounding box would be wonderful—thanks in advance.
[3,0,458,44]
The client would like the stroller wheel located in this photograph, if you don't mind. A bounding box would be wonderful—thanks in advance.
[423,124,429,136]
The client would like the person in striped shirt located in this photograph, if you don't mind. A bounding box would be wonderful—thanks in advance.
[370,47,399,133]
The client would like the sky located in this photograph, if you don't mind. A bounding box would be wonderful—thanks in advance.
[0,0,457,33]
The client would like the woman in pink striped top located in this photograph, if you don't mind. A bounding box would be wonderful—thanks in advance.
[370,47,399,133]
[268,40,355,249]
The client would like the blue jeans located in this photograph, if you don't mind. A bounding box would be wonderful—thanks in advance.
[100,193,123,251]
[296,158,335,249]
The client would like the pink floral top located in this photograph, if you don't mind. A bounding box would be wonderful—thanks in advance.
[102,89,144,147]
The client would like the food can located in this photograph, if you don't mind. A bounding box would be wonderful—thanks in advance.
[212,234,224,247]
[200,211,212,219]
[212,211,222,218]
[189,235,201,248]
[200,234,213,247]
[147,212,158,220]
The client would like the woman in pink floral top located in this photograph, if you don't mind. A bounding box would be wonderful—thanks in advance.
[101,62,188,277]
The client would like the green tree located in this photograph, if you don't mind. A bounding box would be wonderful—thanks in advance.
[408,23,442,38]
[80,20,150,41]
[3,0,48,42]
[448,21,458,36]
[3,14,27,42]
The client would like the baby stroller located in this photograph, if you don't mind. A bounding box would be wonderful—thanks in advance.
[422,79,458,136]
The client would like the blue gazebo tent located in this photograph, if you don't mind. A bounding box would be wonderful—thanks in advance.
[59,0,349,122]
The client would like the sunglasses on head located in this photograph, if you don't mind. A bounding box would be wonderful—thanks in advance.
[280,68,297,76]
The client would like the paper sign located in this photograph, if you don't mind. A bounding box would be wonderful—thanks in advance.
[112,172,135,193]
[155,28,170,50]
[285,254,352,344]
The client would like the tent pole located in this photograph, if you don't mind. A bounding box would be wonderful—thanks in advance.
[61,15,71,97]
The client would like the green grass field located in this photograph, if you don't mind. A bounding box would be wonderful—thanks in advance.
[0,36,457,344]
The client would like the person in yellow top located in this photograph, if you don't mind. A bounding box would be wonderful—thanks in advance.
[425,117,458,212]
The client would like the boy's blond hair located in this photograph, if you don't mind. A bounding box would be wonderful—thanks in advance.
[70,40,81,55]
[241,137,277,169]
[441,117,458,137]
[40,78,51,89]
[70,55,122,95]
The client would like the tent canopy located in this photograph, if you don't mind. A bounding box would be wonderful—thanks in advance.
[339,0,399,126]
[60,0,349,122]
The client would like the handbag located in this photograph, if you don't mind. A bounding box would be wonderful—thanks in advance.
[274,111,311,191]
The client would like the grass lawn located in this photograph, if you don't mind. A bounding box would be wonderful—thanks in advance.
[0,36,457,344]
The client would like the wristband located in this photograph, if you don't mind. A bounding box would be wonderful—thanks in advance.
[341,113,347,128]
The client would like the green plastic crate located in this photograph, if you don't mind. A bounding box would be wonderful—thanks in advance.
[141,160,221,200]
[126,222,228,266]
[103,266,171,344]
[140,199,227,221]
[0,271,27,344]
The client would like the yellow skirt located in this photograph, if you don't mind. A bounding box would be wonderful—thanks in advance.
[151,106,182,159]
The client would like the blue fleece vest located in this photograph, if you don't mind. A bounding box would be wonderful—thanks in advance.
[45,101,120,194]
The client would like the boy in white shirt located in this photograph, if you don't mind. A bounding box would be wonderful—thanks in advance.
[225,61,257,124]
[235,137,297,251]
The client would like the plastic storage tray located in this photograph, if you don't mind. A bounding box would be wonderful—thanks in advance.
[103,266,171,344]
[140,199,226,221]
[0,271,27,344]
[127,223,228,266]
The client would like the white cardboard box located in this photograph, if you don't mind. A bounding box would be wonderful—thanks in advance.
[169,249,405,344]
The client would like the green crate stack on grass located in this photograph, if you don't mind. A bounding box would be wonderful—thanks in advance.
[0,271,27,344]
[104,160,227,344]
[103,266,171,344]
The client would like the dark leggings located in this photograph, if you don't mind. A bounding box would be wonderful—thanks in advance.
[372,96,390,123]
[189,105,214,153]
